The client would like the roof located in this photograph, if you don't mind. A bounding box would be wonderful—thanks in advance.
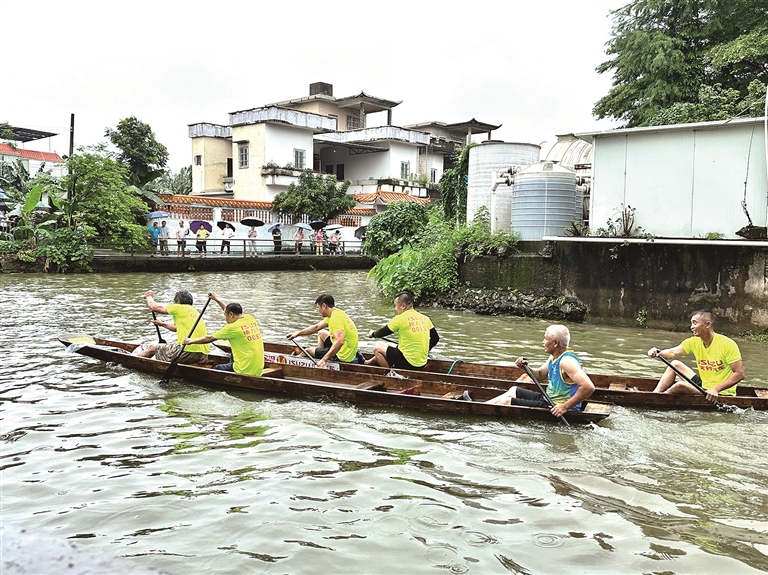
[444,119,501,133]
[1,126,58,143]
[333,92,402,113]
[353,189,431,205]
[0,143,64,163]
[159,194,377,216]
[159,194,273,209]
[575,116,766,139]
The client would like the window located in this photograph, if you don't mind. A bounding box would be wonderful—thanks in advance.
[430,168,437,183]
[400,161,410,180]
[194,154,202,166]
[227,158,233,178]
[238,146,249,169]
[325,164,333,174]
[294,149,306,170]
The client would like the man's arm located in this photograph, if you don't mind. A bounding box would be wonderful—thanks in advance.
[428,327,439,350]
[209,292,226,311]
[143,290,168,314]
[648,345,685,360]
[368,325,394,338]
[553,356,596,416]
[514,357,548,382]
[287,320,328,340]
[183,334,217,345]
[318,329,345,367]
[707,360,745,399]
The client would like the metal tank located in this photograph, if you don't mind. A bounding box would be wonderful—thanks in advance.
[466,141,540,231]
[510,161,580,240]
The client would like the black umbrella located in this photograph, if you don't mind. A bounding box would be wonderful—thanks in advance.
[241,217,265,227]
[0,202,10,212]
[216,221,234,230]
[354,225,367,239]
[309,220,327,230]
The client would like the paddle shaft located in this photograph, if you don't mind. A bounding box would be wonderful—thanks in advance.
[160,296,212,383]
[521,360,570,427]
[655,353,732,410]
[151,311,167,343]
[289,337,318,365]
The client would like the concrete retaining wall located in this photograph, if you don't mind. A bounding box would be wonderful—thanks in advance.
[458,238,768,334]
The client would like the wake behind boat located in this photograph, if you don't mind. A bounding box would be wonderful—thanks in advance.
[258,341,768,411]
[58,334,612,425]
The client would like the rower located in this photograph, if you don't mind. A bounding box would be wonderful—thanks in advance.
[365,291,440,370]
[183,293,264,376]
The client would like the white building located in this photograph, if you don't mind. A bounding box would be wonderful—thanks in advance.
[188,82,500,204]
[576,117,768,239]
[0,126,66,179]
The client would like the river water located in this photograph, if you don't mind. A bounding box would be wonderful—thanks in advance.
[1,270,767,575]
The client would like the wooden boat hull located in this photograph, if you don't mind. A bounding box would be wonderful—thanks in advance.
[259,342,768,410]
[58,335,611,425]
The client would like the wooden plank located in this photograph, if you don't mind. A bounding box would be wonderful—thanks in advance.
[261,367,283,378]
[583,402,612,415]
[608,383,627,391]
[355,381,386,391]
[754,389,768,399]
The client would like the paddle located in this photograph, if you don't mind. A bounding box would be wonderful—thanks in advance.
[655,354,736,412]
[287,336,318,365]
[520,358,570,427]
[159,295,212,383]
[151,311,167,344]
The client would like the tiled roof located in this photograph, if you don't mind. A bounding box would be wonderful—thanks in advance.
[353,189,431,205]
[157,194,376,216]
[158,194,272,209]
[0,143,64,163]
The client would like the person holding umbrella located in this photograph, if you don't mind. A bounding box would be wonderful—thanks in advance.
[193,223,211,257]
[271,223,282,252]
[247,226,259,257]
[293,227,304,255]
[314,228,324,256]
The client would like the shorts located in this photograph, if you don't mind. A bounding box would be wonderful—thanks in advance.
[313,336,364,363]
[508,387,581,411]
[155,343,208,364]
[385,346,424,370]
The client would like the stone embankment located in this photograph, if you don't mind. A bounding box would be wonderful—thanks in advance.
[423,288,587,323]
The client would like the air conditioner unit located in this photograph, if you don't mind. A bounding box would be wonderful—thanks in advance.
[224,182,234,192]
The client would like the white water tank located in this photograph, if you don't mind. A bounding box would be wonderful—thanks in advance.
[510,161,580,240]
[466,141,540,231]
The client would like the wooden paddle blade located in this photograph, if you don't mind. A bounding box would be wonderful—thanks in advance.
[58,334,96,345]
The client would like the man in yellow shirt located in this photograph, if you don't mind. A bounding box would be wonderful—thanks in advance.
[287,294,360,368]
[365,291,439,370]
[137,290,209,364]
[648,309,745,403]
[183,293,264,376]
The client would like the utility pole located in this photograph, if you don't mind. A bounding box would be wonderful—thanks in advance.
[68,113,75,228]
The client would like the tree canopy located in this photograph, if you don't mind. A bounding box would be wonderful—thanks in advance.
[105,116,169,187]
[271,170,354,222]
[364,200,429,261]
[594,0,768,127]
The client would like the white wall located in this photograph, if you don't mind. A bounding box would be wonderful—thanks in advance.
[589,120,767,238]
[387,142,419,179]
[264,123,314,169]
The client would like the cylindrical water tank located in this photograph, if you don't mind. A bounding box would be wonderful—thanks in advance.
[466,141,540,231]
[510,161,580,240]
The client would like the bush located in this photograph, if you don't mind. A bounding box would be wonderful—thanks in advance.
[364,201,429,260]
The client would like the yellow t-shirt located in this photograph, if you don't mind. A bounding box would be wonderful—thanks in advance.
[167,303,209,354]
[681,334,741,396]
[212,314,264,376]
[388,309,433,368]
[326,308,359,363]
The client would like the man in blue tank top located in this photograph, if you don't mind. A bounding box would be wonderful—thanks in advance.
[485,324,595,417]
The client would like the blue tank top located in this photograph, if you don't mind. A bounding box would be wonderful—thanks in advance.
[547,350,583,410]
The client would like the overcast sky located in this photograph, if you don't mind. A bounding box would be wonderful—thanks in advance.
[3,0,626,172]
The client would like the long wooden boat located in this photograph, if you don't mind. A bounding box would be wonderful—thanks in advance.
[58,334,611,425]
[258,341,768,410]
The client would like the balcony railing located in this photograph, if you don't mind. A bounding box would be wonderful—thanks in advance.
[315,126,430,145]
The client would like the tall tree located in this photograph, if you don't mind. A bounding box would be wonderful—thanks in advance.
[272,170,354,222]
[594,0,768,127]
[105,116,169,187]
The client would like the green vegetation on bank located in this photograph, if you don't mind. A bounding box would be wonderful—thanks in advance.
[366,205,518,300]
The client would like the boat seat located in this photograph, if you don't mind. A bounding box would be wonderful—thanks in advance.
[355,381,386,391]
[261,367,283,378]
[754,389,768,399]
[583,402,612,414]
[608,383,627,390]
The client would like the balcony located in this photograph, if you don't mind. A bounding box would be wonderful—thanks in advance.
[230,107,337,132]
[315,126,430,145]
